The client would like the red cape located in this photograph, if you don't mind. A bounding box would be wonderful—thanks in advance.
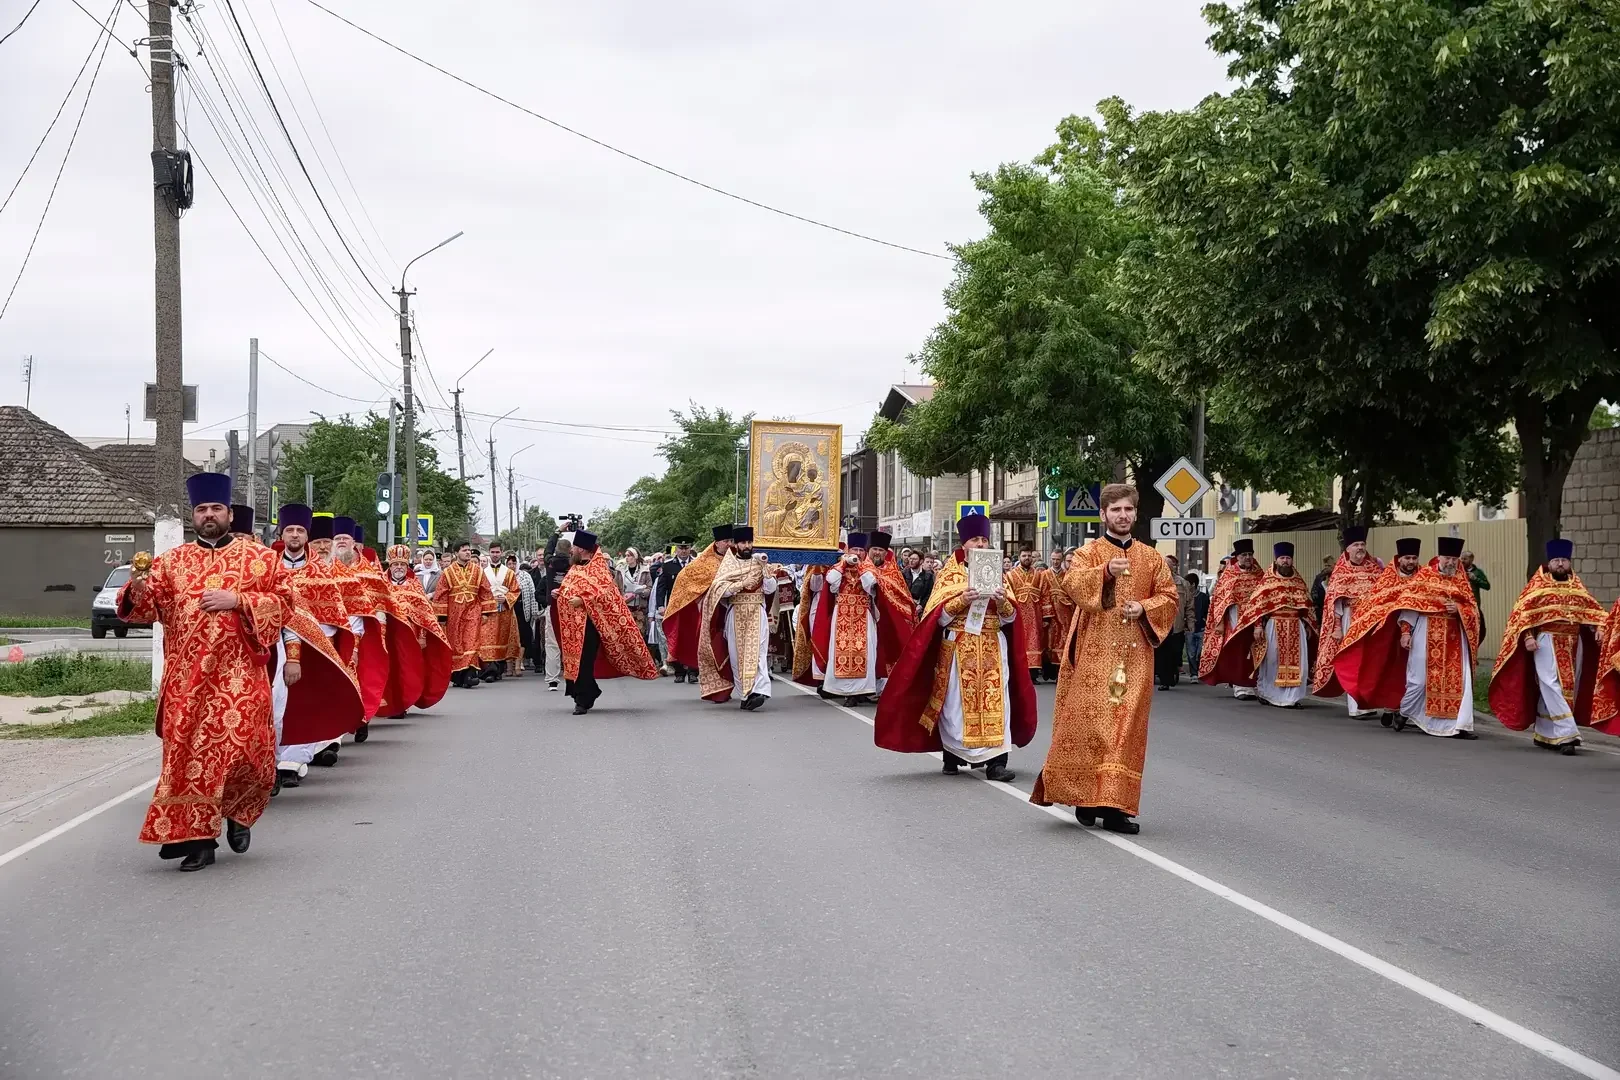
[875,584,1037,753]
[332,614,389,721]
[1488,627,1600,731]
[665,602,702,669]
[275,616,364,745]
[1333,616,1409,712]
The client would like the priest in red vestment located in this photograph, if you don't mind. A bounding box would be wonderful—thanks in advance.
[326,516,389,736]
[1592,596,1620,735]
[1005,546,1052,683]
[875,514,1036,782]
[1311,527,1388,717]
[866,531,918,694]
[1204,542,1318,708]
[664,524,731,685]
[435,541,495,688]
[1198,539,1265,697]
[379,543,454,717]
[555,530,658,714]
[117,473,288,872]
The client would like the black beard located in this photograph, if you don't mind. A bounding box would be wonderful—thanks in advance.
[734,547,754,559]
[196,520,227,539]
[1275,566,1295,577]
[1551,569,1572,582]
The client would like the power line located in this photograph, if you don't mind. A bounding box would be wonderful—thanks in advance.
[0,0,44,47]
[218,0,397,307]
[515,471,622,499]
[302,0,952,262]
[260,349,388,404]
[0,0,119,325]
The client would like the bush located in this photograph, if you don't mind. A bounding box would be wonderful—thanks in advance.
[0,654,152,697]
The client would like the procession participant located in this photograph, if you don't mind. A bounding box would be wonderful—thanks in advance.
[1336,537,1481,736]
[875,514,1036,782]
[1592,596,1620,734]
[664,526,731,684]
[542,553,570,689]
[434,542,495,689]
[1005,546,1052,683]
[820,532,882,706]
[1046,548,1077,681]
[649,536,692,671]
[115,473,289,872]
[478,550,522,681]
[229,503,263,544]
[697,527,777,710]
[1487,540,1607,754]
[1198,538,1265,698]
[378,544,453,715]
[326,517,388,733]
[417,549,442,597]
[865,530,918,694]
[554,530,658,714]
[792,552,835,688]
[1031,485,1179,833]
[1155,553,1194,690]
[269,505,362,788]
[1036,551,1066,680]
[1205,542,1317,707]
[1311,527,1388,718]
[512,552,538,673]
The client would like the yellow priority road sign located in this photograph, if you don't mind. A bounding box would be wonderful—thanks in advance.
[1154,457,1211,516]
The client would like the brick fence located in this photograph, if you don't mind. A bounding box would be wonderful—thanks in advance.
[1562,426,1620,606]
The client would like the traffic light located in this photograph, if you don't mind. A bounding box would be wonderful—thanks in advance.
[375,472,393,518]
[1042,465,1063,502]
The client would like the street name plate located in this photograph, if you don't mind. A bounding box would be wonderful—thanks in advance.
[1151,517,1215,541]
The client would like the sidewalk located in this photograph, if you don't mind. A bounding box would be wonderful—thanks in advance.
[2,635,153,662]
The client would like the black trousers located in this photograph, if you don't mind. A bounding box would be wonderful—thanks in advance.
[566,619,602,710]
[517,610,535,660]
[1155,632,1186,687]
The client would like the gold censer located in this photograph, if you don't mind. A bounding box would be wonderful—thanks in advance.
[131,551,153,579]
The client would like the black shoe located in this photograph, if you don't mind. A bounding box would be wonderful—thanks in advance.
[1379,713,1394,728]
[1392,715,1407,732]
[740,693,766,712]
[572,704,591,715]
[1560,743,1579,756]
[226,819,250,854]
[1075,807,1098,827]
[942,759,960,775]
[277,768,301,789]
[1100,809,1140,835]
[178,848,215,872]
[1452,730,1478,740]
[984,761,1017,783]
[271,772,281,797]
[353,723,369,744]
[843,696,865,708]
[313,743,340,767]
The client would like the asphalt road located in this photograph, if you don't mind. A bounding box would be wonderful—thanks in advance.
[1,667,1616,1079]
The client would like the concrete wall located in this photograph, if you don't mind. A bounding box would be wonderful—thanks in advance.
[1562,427,1620,607]
[0,526,154,618]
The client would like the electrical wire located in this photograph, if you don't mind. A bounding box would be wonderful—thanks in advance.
[515,472,623,499]
[0,0,44,47]
[218,0,396,307]
[0,0,119,325]
[302,0,951,262]
[1,1,122,219]
[260,349,388,404]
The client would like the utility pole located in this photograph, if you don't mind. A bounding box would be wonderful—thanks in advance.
[305,472,313,505]
[384,398,397,547]
[148,0,185,542]
[21,356,32,410]
[488,434,500,538]
[452,387,466,482]
[397,232,463,549]
[246,338,258,518]
[508,466,517,541]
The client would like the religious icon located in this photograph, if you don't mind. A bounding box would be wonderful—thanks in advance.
[749,421,841,557]
[966,547,1002,595]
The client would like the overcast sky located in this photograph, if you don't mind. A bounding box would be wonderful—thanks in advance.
[0,0,1229,530]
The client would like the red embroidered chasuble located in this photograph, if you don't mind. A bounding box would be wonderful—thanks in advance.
[556,551,659,682]
[1487,569,1607,732]
[433,559,494,673]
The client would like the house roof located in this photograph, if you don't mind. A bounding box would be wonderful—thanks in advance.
[0,407,156,526]
[878,383,935,421]
[88,443,202,499]
[990,494,1038,521]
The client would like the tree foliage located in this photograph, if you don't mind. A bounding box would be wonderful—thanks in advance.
[276,411,475,547]
[496,506,557,557]
[590,406,750,554]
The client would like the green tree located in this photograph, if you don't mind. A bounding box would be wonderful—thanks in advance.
[1110,0,1618,572]
[497,506,557,557]
[591,407,750,553]
[276,410,475,548]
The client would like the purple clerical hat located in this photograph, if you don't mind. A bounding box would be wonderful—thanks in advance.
[278,504,312,533]
[185,471,232,507]
[230,504,254,534]
[956,515,992,544]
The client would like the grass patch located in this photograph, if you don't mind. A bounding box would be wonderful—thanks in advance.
[0,615,91,628]
[0,698,155,739]
[0,654,152,697]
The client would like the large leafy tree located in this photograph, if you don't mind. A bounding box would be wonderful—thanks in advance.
[591,406,750,554]
[1101,0,1617,572]
[276,410,475,548]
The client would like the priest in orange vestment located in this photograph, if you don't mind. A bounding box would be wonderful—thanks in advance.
[1199,539,1265,697]
[1335,536,1480,737]
[1487,539,1608,754]
[1005,547,1052,683]
[697,527,777,710]
[434,541,495,689]
[866,531,918,692]
[664,525,731,685]
[380,544,454,716]
[1031,484,1179,834]
[1591,595,1620,735]
[327,517,389,737]
[555,530,658,714]
[874,514,1036,782]
[1311,527,1387,718]
[1204,542,1318,708]
[116,473,289,872]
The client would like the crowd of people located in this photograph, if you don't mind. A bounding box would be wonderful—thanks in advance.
[126,474,1620,872]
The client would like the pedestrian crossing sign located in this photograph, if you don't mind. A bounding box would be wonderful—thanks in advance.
[1058,485,1101,523]
[398,514,435,546]
[1037,500,1050,529]
[955,500,989,520]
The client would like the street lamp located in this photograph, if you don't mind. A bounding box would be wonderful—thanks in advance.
[448,348,493,485]
[398,230,465,552]
[456,348,493,391]
[487,407,519,537]
[507,443,534,550]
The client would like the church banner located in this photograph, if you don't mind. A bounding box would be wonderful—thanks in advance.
[748,420,842,565]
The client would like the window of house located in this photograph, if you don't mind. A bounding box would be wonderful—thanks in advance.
[882,453,896,517]
[918,475,932,512]
[899,466,912,516]
[993,466,1006,502]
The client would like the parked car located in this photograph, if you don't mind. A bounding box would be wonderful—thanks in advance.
[90,565,147,639]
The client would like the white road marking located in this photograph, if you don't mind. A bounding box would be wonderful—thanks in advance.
[776,676,1620,1080]
[0,778,155,871]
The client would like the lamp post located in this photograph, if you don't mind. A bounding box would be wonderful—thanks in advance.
[398,230,464,551]
[486,407,519,538]
[451,348,493,483]
[507,443,534,550]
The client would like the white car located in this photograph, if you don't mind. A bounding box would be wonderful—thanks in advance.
[90,565,148,639]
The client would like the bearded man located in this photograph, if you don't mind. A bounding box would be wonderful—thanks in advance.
[664,525,731,684]
[379,544,453,718]
[1005,546,1052,684]
[116,474,289,871]
[864,530,918,693]
[554,530,658,714]
[479,546,523,681]
[1487,539,1608,754]
[698,526,776,710]
[1311,527,1387,718]
[326,517,389,734]
[435,542,495,689]
[1199,539,1265,698]
[268,505,361,791]
[792,550,836,688]
[1206,542,1318,707]
[1336,537,1481,737]
[875,514,1036,783]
